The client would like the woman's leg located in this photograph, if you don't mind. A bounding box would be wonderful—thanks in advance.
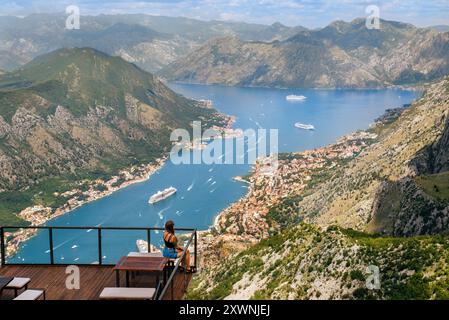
[185,250,191,271]
[177,249,191,271]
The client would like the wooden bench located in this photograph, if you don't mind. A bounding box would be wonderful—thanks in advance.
[13,289,45,300]
[5,277,31,297]
[99,287,156,300]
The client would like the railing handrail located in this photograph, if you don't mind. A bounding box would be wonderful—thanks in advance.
[0,225,195,231]
[158,230,197,300]
[0,225,197,267]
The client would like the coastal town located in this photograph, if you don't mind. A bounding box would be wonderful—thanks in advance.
[175,114,243,151]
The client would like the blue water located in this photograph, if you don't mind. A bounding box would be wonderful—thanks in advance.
[9,85,420,264]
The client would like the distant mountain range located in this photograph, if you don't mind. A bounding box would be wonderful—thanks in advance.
[161,19,449,88]
[0,13,306,72]
[2,14,448,89]
[0,48,220,193]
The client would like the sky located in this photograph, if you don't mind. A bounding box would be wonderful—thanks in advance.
[1,0,448,28]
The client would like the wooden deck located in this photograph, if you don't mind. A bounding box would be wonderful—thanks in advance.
[0,265,191,300]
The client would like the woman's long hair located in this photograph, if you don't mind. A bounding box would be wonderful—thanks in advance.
[165,220,175,234]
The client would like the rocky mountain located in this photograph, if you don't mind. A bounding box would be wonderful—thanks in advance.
[0,47,223,223]
[190,224,449,300]
[0,14,306,73]
[161,19,449,88]
[189,77,449,299]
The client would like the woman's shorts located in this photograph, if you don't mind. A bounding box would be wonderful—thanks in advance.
[163,247,178,259]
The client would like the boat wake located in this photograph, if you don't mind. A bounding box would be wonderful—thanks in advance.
[187,181,195,191]
[175,210,184,216]
[157,206,171,220]
[45,235,79,253]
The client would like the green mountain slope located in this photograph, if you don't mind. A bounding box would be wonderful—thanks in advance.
[0,47,206,125]
[161,19,449,88]
[190,224,449,300]
[0,48,223,224]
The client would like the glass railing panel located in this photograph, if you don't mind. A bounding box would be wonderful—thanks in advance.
[52,228,98,265]
[4,227,51,264]
[101,229,149,265]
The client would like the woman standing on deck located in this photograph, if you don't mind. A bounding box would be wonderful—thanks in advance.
[163,220,191,272]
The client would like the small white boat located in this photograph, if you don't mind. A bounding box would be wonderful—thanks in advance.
[136,240,148,253]
[136,240,161,253]
[295,123,315,130]
[286,95,307,101]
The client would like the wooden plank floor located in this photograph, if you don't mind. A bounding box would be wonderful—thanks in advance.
[0,265,191,300]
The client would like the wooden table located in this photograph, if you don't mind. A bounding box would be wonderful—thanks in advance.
[0,276,13,294]
[113,256,168,288]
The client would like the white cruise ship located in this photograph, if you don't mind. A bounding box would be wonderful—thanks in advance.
[286,95,307,101]
[295,123,315,130]
[148,186,177,204]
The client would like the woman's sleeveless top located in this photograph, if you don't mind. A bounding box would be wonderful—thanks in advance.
[164,231,176,249]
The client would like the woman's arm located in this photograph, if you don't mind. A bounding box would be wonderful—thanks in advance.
[174,235,184,250]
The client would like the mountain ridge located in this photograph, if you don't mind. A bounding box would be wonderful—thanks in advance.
[161,19,449,88]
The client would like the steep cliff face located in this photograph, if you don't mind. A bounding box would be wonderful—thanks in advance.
[161,20,449,88]
[369,177,449,236]
[413,116,449,174]
[431,118,449,173]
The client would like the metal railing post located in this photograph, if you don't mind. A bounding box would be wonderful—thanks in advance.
[147,229,151,253]
[98,228,102,265]
[194,229,198,271]
[0,227,5,266]
[49,227,54,265]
